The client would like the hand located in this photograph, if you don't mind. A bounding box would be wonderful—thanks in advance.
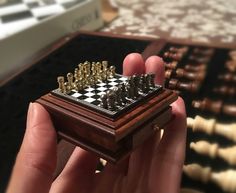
[7,53,186,193]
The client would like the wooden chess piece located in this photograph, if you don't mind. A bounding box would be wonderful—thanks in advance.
[229,50,236,60]
[168,79,200,93]
[225,60,236,72]
[169,46,188,54]
[188,55,210,64]
[192,98,236,117]
[184,64,206,72]
[165,68,205,81]
[163,51,183,61]
[213,86,236,96]
[192,48,214,56]
[187,115,236,142]
[190,141,236,165]
[183,163,211,183]
[183,163,236,193]
[218,73,236,83]
[165,61,178,69]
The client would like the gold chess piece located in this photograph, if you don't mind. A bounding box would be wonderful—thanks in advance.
[190,141,236,165]
[183,163,236,193]
[57,76,66,93]
[74,68,79,80]
[74,80,83,91]
[108,66,116,78]
[67,72,74,90]
[187,115,236,142]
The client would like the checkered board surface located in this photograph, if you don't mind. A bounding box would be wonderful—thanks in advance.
[0,0,86,39]
[51,74,163,118]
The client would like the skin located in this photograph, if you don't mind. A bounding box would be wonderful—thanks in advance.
[7,53,187,193]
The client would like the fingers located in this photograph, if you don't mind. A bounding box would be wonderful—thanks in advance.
[51,147,99,193]
[124,55,165,191]
[148,97,187,193]
[122,53,145,76]
[145,56,165,85]
[7,103,57,193]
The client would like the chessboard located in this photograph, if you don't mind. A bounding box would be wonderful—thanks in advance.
[0,0,87,39]
[36,60,177,162]
[51,73,162,117]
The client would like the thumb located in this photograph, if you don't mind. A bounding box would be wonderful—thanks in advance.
[7,103,57,193]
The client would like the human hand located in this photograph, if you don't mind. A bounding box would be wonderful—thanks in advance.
[7,53,186,193]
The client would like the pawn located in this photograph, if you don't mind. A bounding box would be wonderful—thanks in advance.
[187,115,236,142]
[190,140,236,165]
[67,72,74,89]
[165,61,178,69]
[218,73,236,83]
[175,68,205,81]
[113,86,122,106]
[213,86,236,96]
[144,74,150,91]
[107,90,116,110]
[184,64,206,72]
[139,75,146,93]
[100,94,108,109]
[132,75,139,97]
[63,82,71,94]
[149,73,155,88]
[102,61,108,71]
[183,163,211,183]
[168,79,200,93]
[118,83,126,103]
[57,76,66,93]
[184,163,236,193]
[169,46,188,54]
[74,80,83,91]
[229,50,236,60]
[108,66,116,78]
[192,98,236,117]
[163,51,183,61]
[225,60,236,72]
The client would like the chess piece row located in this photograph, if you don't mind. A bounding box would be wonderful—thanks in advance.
[183,163,236,193]
[57,61,116,93]
[192,98,236,117]
[99,74,157,110]
[187,115,236,142]
[190,140,236,166]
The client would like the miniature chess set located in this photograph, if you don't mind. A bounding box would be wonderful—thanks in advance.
[36,60,177,162]
[1,31,236,192]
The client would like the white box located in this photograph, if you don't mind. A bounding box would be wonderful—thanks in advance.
[0,0,103,82]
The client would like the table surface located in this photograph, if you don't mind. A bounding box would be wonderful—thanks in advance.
[101,0,236,47]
